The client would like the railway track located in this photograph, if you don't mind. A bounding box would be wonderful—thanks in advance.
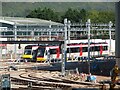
[10,70,109,89]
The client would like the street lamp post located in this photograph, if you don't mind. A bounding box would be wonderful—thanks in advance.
[109,21,113,55]
[61,18,67,76]
[86,19,91,74]
[68,20,71,58]
[14,23,17,59]
[68,20,71,44]
[49,20,51,41]
[31,29,34,40]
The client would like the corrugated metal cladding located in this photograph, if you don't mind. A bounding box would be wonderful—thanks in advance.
[0,17,63,29]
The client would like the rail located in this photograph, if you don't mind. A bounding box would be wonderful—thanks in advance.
[10,70,110,89]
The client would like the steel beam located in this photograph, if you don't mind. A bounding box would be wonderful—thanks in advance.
[0,41,64,44]
[115,1,120,68]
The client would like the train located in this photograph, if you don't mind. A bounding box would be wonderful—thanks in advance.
[21,39,109,62]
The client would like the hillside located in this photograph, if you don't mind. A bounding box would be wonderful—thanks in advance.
[2,2,115,17]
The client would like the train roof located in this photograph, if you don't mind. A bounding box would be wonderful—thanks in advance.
[24,39,109,47]
[66,39,107,44]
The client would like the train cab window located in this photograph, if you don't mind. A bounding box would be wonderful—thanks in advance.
[37,48,45,57]
[24,49,31,55]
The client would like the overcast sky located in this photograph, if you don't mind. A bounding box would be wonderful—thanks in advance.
[0,0,119,2]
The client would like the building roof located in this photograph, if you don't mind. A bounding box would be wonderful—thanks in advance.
[0,17,63,26]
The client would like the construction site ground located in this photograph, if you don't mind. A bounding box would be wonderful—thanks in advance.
[0,60,119,90]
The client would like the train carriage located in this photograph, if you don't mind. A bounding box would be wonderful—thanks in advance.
[21,39,109,62]
[21,45,39,61]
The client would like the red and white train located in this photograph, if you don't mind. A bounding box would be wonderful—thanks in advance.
[22,39,109,62]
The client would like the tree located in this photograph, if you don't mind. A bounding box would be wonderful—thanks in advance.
[80,9,87,23]
[26,9,39,18]
[87,10,115,23]
[98,11,115,23]
[87,10,99,23]
[26,7,59,22]
[26,7,115,24]
[61,8,87,23]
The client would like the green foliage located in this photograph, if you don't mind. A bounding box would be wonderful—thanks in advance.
[26,7,115,24]
[87,10,99,23]
[2,2,115,24]
[62,8,79,23]
[87,10,115,23]
[26,7,59,22]
[61,8,87,23]
[80,9,87,22]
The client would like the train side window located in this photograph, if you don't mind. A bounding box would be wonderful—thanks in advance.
[103,46,108,51]
[67,48,71,53]
[92,47,95,51]
[90,47,95,51]
[82,47,87,52]
[94,46,100,51]
[106,46,108,50]
[102,46,104,51]
[50,49,56,54]
[70,47,79,53]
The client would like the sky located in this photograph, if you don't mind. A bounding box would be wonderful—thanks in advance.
[0,0,119,2]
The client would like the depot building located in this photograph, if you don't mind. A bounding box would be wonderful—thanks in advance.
[0,17,63,41]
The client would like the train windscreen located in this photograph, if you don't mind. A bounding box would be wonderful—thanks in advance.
[37,47,45,57]
[24,49,31,55]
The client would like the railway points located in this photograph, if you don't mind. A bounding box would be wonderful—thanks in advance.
[0,59,116,90]
[9,69,110,89]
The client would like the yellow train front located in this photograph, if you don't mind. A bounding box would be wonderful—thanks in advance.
[21,45,51,62]
[21,45,39,62]
[33,46,47,62]
[34,46,60,62]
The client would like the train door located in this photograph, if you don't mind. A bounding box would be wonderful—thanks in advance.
[100,45,103,55]
[79,44,82,56]
[56,47,60,59]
